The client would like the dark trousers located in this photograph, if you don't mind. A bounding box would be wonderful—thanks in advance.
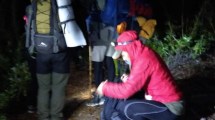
[102,99,179,120]
[36,51,70,120]
[93,56,115,87]
[36,51,70,74]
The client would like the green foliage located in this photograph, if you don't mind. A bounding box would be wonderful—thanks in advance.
[146,26,214,70]
[146,33,214,69]
[146,24,214,69]
[145,0,215,70]
[192,35,208,58]
[0,62,30,118]
[8,62,30,99]
[147,33,202,58]
[0,115,6,120]
[0,62,30,105]
[0,35,30,118]
[0,35,25,92]
[0,92,11,112]
[0,56,11,92]
[0,56,10,73]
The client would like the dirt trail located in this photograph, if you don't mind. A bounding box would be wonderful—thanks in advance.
[7,53,215,120]
[7,63,102,120]
[64,65,102,120]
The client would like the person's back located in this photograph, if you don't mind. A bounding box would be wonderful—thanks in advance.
[85,0,118,107]
[25,0,70,119]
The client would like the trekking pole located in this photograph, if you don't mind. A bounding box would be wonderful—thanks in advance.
[88,43,92,98]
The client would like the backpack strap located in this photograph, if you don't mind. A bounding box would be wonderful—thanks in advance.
[51,0,59,53]
[58,4,71,8]
[28,0,37,55]
[57,3,76,33]
[25,5,33,48]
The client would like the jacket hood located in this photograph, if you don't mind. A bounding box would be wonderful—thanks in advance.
[115,30,144,63]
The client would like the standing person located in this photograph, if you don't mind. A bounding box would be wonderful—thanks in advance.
[86,22,117,107]
[25,0,70,119]
[85,0,117,107]
[97,30,184,120]
[36,46,70,120]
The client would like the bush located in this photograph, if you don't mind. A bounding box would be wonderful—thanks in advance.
[0,62,30,116]
[146,31,214,70]
[145,0,215,70]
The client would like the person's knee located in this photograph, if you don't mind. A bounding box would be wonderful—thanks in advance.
[111,111,124,120]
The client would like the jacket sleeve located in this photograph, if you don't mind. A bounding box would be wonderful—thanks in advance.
[102,60,152,99]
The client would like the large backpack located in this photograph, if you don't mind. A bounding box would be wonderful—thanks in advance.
[25,0,67,55]
[100,0,130,27]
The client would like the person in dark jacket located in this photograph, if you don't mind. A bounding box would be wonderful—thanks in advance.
[97,30,184,120]
[85,0,117,107]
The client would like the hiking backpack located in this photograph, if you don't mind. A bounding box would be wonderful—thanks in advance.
[25,0,67,55]
[100,0,130,27]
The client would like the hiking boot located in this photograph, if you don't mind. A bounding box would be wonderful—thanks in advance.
[86,94,105,107]
[27,105,37,113]
[99,97,105,105]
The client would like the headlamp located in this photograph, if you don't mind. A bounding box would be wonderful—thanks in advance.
[111,40,134,46]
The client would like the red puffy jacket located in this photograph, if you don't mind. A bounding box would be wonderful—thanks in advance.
[103,32,182,103]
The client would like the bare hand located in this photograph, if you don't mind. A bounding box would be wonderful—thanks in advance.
[121,74,128,82]
[96,80,107,96]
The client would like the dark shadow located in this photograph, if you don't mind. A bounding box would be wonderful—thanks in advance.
[177,66,215,120]
[63,99,86,119]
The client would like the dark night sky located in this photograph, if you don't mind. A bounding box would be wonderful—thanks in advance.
[16,0,214,25]
[0,0,213,41]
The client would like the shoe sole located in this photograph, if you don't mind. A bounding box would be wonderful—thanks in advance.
[86,102,104,107]
[27,110,35,113]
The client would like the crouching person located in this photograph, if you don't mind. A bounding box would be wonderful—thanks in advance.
[97,30,184,120]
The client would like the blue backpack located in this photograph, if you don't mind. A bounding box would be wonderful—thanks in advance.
[100,0,130,27]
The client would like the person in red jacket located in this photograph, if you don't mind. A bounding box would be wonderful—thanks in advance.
[97,30,184,120]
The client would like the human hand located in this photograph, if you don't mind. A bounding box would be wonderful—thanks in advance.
[121,74,128,82]
[96,80,107,96]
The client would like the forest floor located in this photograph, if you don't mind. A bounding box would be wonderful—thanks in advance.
[7,49,215,120]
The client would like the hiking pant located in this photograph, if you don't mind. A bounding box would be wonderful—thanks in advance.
[102,99,179,120]
[36,52,70,120]
[93,56,115,87]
